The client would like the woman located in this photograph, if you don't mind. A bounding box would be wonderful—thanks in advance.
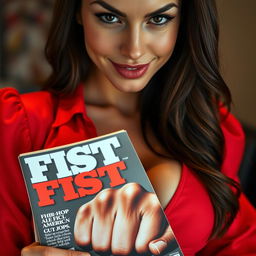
[0,0,255,255]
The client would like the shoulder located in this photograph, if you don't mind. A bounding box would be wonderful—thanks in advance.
[0,87,57,150]
[0,87,23,115]
[0,87,56,113]
[0,87,30,130]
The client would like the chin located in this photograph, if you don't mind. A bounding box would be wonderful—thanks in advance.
[110,76,150,93]
[115,82,147,93]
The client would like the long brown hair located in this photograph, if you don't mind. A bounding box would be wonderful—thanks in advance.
[45,0,240,238]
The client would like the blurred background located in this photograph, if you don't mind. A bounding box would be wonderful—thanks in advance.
[217,0,256,206]
[218,0,256,128]
[0,0,255,204]
[0,0,52,92]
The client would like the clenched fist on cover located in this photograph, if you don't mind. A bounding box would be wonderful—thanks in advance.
[74,183,175,255]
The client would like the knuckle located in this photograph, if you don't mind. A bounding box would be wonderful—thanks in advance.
[74,205,91,230]
[147,191,158,201]
[96,188,114,203]
[146,192,161,208]
[95,188,115,212]
[77,203,92,218]
[120,182,144,200]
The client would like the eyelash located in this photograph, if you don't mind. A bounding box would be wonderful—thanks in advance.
[149,15,174,25]
[95,13,121,24]
[95,13,174,26]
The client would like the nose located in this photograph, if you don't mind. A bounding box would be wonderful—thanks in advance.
[120,24,145,61]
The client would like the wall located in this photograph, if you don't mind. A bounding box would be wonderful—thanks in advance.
[217,0,256,128]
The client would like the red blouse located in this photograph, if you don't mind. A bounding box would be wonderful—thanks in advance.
[0,85,255,256]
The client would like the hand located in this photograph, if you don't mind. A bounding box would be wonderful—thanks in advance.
[74,183,174,255]
[21,242,91,256]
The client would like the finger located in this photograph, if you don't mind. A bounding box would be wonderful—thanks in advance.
[111,183,144,255]
[135,199,166,254]
[21,243,90,256]
[74,204,93,248]
[21,242,39,256]
[91,189,116,253]
[111,208,140,255]
[149,226,175,255]
[91,213,115,253]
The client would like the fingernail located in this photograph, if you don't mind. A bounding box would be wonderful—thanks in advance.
[151,240,167,254]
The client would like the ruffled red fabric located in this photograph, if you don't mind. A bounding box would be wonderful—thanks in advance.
[0,88,34,256]
[0,87,255,256]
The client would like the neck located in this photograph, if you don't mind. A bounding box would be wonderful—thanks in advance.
[83,65,140,116]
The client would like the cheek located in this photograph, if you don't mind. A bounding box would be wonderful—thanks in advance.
[83,23,117,57]
[151,28,179,58]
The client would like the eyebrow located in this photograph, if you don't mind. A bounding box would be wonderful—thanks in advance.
[90,1,179,18]
[145,3,179,18]
[90,0,126,17]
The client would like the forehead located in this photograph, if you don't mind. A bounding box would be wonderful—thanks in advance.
[86,0,180,14]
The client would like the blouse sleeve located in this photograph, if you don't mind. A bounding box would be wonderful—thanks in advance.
[198,110,256,255]
[0,88,34,256]
[198,194,256,256]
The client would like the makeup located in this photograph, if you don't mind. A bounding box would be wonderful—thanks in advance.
[111,61,150,79]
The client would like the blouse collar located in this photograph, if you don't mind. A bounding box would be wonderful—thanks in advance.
[52,83,88,127]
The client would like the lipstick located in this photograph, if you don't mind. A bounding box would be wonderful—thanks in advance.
[111,61,150,79]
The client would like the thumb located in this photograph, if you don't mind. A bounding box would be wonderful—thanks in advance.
[22,243,91,256]
[148,226,175,255]
[39,247,91,256]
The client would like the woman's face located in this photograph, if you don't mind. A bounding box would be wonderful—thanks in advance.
[79,0,180,93]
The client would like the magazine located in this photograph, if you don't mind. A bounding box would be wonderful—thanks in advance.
[19,130,183,256]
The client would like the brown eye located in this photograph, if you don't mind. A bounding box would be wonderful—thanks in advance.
[149,15,173,26]
[96,13,120,24]
[153,16,165,23]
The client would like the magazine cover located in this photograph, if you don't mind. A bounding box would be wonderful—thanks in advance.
[19,130,183,256]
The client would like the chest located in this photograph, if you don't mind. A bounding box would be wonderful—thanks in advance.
[86,105,182,207]
[86,104,157,168]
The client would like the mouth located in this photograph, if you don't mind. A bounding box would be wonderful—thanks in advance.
[110,61,150,79]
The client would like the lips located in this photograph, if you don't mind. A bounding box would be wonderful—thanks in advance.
[111,61,150,79]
